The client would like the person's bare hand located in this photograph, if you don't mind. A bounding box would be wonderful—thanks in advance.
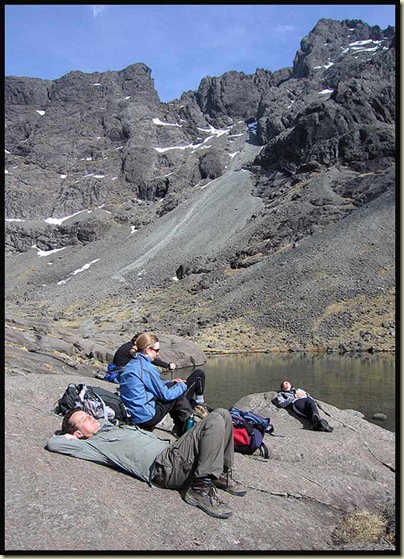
[172,377,185,384]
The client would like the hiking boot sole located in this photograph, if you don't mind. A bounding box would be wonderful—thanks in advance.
[183,492,232,519]
[222,488,247,497]
[312,419,333,432]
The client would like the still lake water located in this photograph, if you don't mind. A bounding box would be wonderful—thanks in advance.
[161,353,396,432]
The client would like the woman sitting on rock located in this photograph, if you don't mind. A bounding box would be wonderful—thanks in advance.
[276,379,333,432]
[119,333,210,436]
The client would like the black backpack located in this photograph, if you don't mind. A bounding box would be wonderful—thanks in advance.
[53,383,131,424]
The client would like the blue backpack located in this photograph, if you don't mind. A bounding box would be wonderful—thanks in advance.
[229,407,274,459]
[103,363,123,384]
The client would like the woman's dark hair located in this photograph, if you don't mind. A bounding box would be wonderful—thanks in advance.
[129,333,141,356]
[131,333,141,344]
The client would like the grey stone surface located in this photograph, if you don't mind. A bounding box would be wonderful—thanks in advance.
[4,19,396,550]
[5,317,206,375]
[5,374,395,552]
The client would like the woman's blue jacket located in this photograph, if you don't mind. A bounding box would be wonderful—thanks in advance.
[119,353,187,424]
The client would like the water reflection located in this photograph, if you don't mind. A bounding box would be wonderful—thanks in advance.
[162,353,396,432]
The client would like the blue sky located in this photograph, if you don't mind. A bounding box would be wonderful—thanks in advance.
[5,4,397,102]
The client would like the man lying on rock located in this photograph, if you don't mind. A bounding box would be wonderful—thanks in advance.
[46,407,246,519]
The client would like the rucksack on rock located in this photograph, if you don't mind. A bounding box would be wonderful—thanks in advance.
[91,385,131,423]
[229,407,274,459]
[103,363,123,384]
[53,383,131,424]
[93,364,123,384]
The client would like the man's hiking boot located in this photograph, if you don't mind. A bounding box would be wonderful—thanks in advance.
[183,482,232,519]
[213,469,247,496]
[193,403,210,419]
[312,418,333,432]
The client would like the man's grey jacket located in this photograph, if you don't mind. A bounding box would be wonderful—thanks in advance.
[46,420,169,485]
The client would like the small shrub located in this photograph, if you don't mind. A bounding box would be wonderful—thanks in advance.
[333,510,388,545]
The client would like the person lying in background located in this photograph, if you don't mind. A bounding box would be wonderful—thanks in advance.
[276,380,333,432]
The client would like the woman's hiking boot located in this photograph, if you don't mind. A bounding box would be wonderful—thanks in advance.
[213,468,247,496]
[319,418,333,432]
[193,403,210,419]
[183,482,232,519]
[312,417,333,432]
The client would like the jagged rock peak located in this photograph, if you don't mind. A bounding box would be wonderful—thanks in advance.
[195,68,289,126]
[6,62,160,109]
[292,18,395,79]
[51,61,160,105]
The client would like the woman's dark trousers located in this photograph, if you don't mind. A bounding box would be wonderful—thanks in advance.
[292,397,319,422]
[135,369,206,432]
[184,369,205,403]
[135,396,193,431]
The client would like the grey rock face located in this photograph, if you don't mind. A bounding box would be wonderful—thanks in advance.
[196,68,277,125]
[255,19,395,173]
[5,18,396,353]
[291,18,394,79]
[4,16,397,553]
[5,374,395,552]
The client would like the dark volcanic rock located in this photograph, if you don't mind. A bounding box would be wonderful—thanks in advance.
[254,20,395,174]
[291,18,394,79]
[195,68,281,126]
[5,18,396,354]
[4,18,396,549]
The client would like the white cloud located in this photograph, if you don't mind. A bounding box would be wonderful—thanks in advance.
[274,24,296,33]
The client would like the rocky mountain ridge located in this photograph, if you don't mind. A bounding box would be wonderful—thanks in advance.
[4,19,397,551]
[5,18,396,354]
